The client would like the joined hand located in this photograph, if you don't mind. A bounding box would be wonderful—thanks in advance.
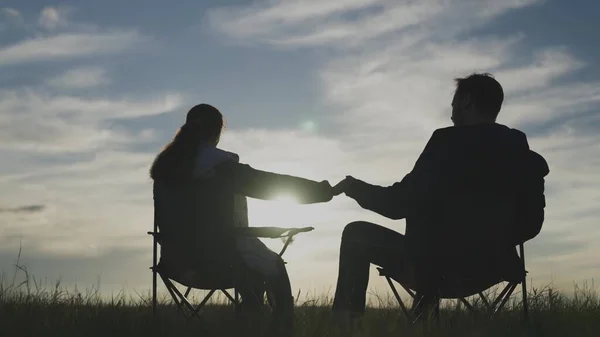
[333,175,357,196]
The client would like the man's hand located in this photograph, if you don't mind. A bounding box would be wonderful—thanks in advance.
[333,176,358,196]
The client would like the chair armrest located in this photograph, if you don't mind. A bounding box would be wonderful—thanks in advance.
[236,226,314,238]
[147,231,164,245]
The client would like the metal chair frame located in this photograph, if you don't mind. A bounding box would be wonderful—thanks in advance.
[378,243,529,322]
[148,222,313,319]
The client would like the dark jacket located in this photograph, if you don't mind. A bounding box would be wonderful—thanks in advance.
[345,123,549,271]
[153,146,332,272]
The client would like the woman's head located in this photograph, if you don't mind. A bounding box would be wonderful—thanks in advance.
[150,104,225,181]
[184,104,224,145]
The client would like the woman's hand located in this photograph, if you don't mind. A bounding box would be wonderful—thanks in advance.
[332,176,358,196]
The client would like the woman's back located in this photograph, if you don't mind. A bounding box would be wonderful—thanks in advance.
[153,177,238,268]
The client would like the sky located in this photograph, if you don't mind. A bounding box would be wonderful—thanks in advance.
[1,0,599,303]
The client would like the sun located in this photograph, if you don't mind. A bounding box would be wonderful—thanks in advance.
[247,194,303,227]
[246,191,333,232]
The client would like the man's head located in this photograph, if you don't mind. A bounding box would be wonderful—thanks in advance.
[451,73,504,126]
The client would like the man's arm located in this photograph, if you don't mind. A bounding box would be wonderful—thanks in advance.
[342,176,415,220]
[342,130,446,219]
[217,161,333,204]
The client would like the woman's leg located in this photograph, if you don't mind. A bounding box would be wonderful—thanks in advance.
[235,268,266,310]
[235,237,294,336]
[265,258,294,337]
[332,221,412,315]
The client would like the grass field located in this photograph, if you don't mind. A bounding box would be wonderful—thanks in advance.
[1,269,599,337]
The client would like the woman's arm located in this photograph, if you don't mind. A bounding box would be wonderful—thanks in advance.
[216,161,333,204]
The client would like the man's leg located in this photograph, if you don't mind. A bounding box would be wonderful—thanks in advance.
[332,221,412,315]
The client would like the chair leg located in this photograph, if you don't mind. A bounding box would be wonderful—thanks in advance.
[519,243,529,322]
[234,288,241,313]
[161,276,185,313]
[221,289,237,304]
[384,275,411,319]
[399,284,416,299]
[152,268,157,317]
[478,292,492,312]
[522,279,529,321]
[491,282,514,309]
[151,234,158,318]
[190,289,216,317]
[459,297,475,312]
[494,283,518,315]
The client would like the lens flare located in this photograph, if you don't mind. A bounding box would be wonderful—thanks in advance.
[301,120,317,132]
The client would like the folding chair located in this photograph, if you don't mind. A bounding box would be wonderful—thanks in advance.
[378,243,529,322]
[148,223,314,319]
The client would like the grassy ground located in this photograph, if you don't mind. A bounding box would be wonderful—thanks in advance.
[1,275,599,337]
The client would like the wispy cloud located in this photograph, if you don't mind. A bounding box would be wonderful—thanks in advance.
[0,30,147,66]
[0,7,24,31]
[495,48,586,94]
[207,0,439,47]
[0,89,183,152]
[1,7,21,18]
[207,0,544,48]
[46,66,110,89]
[0,204,45,214]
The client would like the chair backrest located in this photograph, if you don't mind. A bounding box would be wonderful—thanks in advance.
[153,178,238,271]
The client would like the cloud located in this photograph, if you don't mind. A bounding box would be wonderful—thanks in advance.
[207,0,544,48]
[207,0,439,47]
[0,204,45,214]
[38,6,71,30]
[208,0,600,292]
[0,10,185,270]
[0,89,183,153]
[0,30,147,66]
[495,48,586,95]
[1,7,21,18]
[0,7,24,31]
[0,150,155,260]
[46,67,110,89]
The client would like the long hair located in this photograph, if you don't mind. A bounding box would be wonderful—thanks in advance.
[150,104,224,181]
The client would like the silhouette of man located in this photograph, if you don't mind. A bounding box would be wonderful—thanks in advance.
[331,73,549,322]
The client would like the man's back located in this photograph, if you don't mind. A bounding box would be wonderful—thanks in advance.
[405,123,549,268]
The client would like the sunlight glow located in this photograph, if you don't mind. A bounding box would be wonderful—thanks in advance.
[272,194,299,204]
[248,195,303,228]
[246,195,334,258]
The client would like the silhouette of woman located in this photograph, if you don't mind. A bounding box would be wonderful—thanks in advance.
[150,103,333,336]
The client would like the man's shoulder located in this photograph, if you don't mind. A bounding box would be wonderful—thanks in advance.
[431,123,521,140]
[426,126,457,145]
[431,126,454,137]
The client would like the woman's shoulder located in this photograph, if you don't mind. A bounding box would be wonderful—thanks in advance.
[193,145,241,177]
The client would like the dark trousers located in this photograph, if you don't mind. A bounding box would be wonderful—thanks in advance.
[237,257,294,336]
[332,221,422,314]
